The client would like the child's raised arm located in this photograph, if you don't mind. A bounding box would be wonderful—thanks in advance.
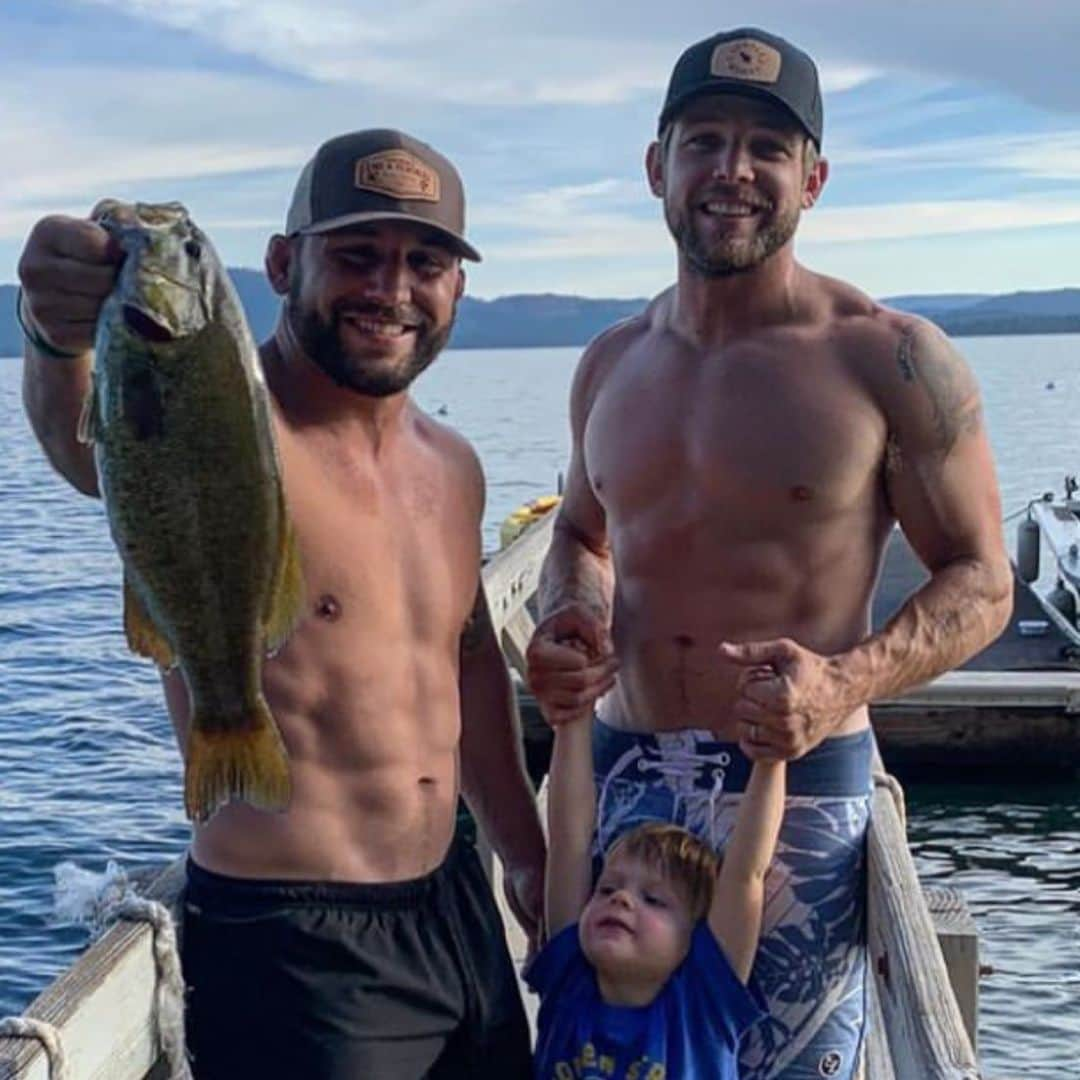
[708,759,786,983]
[545,715,597,936]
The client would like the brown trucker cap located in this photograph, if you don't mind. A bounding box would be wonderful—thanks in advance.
[285,129,481,262]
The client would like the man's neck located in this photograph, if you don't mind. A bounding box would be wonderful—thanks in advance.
[668,248,807,348]
[262,316,413,450]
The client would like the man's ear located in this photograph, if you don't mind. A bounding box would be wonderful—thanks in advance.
[265,234,293,296]
[646,140,665,199]
[455,266,466,302]
[802,157,829,210]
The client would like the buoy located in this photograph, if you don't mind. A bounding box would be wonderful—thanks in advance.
[1016,515,1040,583]
[499,495,561,548]
[1047,578,1078,625]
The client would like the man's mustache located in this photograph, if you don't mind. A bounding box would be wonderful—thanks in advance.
[334,301,426,330]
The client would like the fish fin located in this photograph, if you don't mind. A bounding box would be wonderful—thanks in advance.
[183,699,292,822]
[77,377,100,446]
[263,505,305,656]
[123,577,176,670]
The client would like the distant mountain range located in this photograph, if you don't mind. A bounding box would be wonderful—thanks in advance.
[3,274,1080,356]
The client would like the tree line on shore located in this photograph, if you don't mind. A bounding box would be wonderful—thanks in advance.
[3,277,1079,356]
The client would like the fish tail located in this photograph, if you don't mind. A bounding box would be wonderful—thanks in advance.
[183,699,291,823]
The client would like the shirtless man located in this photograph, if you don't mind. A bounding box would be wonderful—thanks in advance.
[19,129,544,1079]
[526,28,1012,1080]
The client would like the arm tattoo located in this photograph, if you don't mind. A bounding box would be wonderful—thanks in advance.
[897,327,916,382]
[460,586,492,655]
[897,323,982,456]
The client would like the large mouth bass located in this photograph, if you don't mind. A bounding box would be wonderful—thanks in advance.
[79,200,304,823]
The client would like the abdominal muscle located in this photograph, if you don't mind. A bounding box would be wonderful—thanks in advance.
[598,554,878,740]
[164,632,463,884]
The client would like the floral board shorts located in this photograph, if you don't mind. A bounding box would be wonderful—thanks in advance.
[592,720,874,1080]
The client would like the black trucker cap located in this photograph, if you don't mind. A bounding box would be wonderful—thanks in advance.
[285,129,481,262]
[658,28,823,148]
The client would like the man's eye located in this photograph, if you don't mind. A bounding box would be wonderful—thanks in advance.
[412,253,447,275]
[337,249,375,266]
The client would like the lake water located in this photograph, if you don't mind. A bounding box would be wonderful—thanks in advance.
[1,337,1079,1077]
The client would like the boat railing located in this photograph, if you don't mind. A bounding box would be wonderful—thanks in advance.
[0,509,983,1079]
[0,860,186,1080]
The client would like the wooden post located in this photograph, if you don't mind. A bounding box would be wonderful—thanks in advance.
[864,972,898,1080]
[500,606,536,681]
[925,885,980,1051]
[867,752,980,1079]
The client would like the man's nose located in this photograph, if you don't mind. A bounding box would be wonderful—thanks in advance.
[366,258,410,304]
[609,889,633,909]
[713,142,753,183]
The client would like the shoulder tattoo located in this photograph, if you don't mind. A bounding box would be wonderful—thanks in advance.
[896,322,982,455]
[897,327,917,382]
[460,586,492,654]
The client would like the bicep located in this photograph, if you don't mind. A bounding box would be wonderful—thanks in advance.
[884,320,1005,569]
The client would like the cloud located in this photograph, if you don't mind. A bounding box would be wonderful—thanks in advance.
[74,0,879,106]
[74,0,1080,114]
[839,129,1080,182]
[472,178,1080,266]
[804,198,1080,244]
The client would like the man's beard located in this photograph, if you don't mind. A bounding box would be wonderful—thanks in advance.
[666,199,800,278]
[287,286,453,397]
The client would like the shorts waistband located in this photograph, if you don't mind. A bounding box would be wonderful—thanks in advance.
[592,719,873,797]
[185,836,469,913]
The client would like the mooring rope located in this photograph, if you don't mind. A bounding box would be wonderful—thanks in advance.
[114,897,193,1080]
[873,770,907,829]
[0,1016,70,1080]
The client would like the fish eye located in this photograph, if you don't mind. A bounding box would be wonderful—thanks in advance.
[184,240,202,259]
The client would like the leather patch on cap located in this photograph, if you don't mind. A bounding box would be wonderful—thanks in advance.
[711,38,782,83]
[354,150,440,202]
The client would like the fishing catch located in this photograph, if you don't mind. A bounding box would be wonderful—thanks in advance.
[79,200,304,823]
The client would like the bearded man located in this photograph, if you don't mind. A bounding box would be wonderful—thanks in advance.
[525,29,1012,1079]
[19,129,544,1079]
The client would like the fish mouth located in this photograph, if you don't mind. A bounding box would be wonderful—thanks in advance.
[123,304,177,344]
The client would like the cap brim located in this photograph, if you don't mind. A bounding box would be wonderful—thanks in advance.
[659,83,819,147]
[298,210,482,262]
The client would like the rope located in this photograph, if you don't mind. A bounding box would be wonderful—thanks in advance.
[873,770,907,830]
[114,897,193,1080]
[0,1017,70,1079]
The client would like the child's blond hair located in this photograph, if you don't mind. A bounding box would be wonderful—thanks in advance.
[606,822,719,921]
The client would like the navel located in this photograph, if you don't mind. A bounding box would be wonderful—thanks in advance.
[315,594,342,622]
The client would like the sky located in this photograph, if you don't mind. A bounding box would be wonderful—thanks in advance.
[2,0,1079,300]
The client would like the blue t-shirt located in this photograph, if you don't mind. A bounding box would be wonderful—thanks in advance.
[526,922,765,1079]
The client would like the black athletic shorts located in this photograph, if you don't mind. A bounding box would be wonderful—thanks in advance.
[181,838,532,1079]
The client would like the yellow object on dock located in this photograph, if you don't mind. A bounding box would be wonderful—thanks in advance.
[498,494,561,549]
